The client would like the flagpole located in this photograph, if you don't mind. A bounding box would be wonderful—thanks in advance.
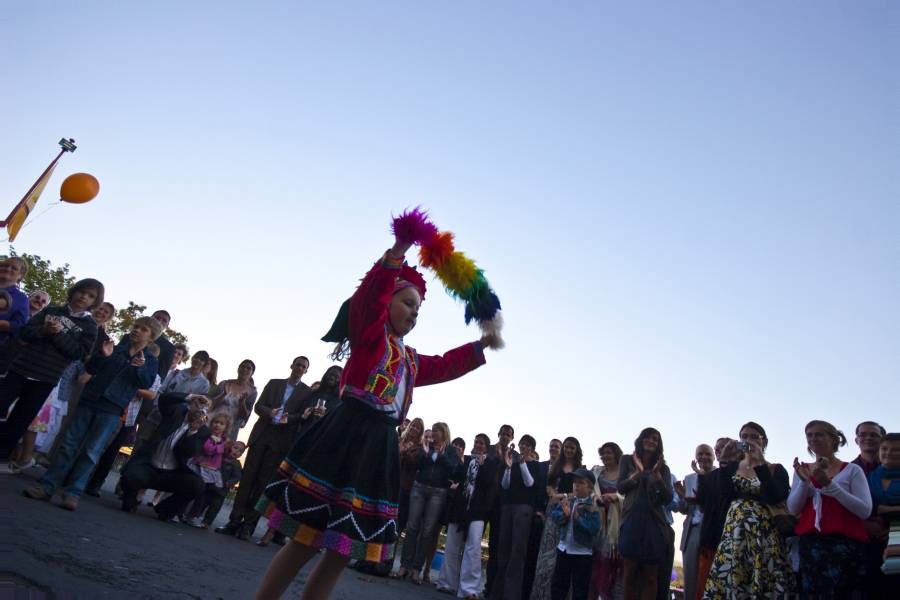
[0,138,76,226]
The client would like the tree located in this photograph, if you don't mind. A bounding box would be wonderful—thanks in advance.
[6,247,74,304]
[3,248,189,357]
[106,300,189,351]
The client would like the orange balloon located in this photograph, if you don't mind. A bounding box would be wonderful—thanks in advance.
[60,173,100,204]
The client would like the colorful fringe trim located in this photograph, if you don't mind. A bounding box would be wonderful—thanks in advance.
[391,208,504,346]
[258,500,394,562]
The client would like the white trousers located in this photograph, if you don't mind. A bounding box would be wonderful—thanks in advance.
[436,520,485,598]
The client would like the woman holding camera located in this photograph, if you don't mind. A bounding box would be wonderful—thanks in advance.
[703,422,794,598]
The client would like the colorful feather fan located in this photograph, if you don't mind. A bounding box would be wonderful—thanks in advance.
[392,208,504,348]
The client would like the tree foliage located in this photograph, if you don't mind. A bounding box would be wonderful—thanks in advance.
[106,300,189,350]
[3,247,189,357]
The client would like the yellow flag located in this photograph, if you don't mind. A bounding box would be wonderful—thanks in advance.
[7,162,57,242]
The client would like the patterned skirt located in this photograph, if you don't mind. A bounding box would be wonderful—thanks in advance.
[798,533,866,594]
[255,397,400,562]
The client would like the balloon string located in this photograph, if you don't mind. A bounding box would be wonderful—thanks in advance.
[5,201,63,240]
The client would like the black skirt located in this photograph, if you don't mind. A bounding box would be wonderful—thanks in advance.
[255,397,400,561]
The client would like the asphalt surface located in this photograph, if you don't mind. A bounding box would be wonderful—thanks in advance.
[1,466,447,599]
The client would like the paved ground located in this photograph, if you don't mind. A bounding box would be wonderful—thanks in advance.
[1,466,446,599]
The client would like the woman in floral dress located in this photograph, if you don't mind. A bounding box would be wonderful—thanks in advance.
[703,422,794,598]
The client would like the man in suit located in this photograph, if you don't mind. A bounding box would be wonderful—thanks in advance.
[215,356,310,540]
[119,391,212,520]
[677,443,715,600]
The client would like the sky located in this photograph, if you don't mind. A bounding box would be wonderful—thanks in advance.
[2,1,898,480]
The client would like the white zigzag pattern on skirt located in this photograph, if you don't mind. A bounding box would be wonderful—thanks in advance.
[265,478,398,542]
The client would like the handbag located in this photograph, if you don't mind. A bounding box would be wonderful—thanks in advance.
[764,464,797,536]
[766,502,797,536]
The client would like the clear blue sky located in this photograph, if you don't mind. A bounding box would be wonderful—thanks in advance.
[2,2,898,476]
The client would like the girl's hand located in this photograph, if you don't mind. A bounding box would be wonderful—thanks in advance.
[632,454,644,474]
[674,480,686,498]
[130,353,145,367]
[101,340,115,357]
[480,333,503,350]
[561,499,571,517]
[745,442,765,465]
[42,318,63,335]
[601,492,618,506]
[691,459,702,475]
[389,240,413,259]
[793,457,811,482]
[302,407,314,420]
[811,458,832,486]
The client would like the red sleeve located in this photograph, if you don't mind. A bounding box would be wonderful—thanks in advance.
[414,342,486,387]
[348,252,404,347]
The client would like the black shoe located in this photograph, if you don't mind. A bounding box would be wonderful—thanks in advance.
[153,504,175,523]
[214,521,241,536]
[236,523,253,541]
[84,488,101,498]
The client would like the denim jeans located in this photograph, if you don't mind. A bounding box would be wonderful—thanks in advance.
[39,404,121,498]
[401,481,448,570]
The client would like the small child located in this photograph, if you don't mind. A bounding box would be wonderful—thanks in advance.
[187,413,230,487]
[183,415,236,527]
[186,439,245,528]
[869,433,900,578]
[549,468,601,600]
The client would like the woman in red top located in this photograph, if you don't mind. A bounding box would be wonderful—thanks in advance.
[788,420,873,596]
[254,230,501,600]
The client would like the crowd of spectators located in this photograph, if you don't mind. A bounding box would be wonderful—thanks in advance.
[1,258,898,599]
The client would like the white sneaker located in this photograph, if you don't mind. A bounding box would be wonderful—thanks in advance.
[8,458,35,474]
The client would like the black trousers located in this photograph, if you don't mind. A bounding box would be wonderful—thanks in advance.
[522,512,544,600]
[551,550,592,600]
[228,439,283,527]
[86,424,133,493]
[185,484,228,525]
[656,524,675,600]
[120,461,204,518]
[485,504,502,597]
[0,371,56,458]
[495,503,535,600]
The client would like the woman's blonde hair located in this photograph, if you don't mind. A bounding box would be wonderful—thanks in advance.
[805,420,847,454]
[431,422,451,446]
[401,417,425,445]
